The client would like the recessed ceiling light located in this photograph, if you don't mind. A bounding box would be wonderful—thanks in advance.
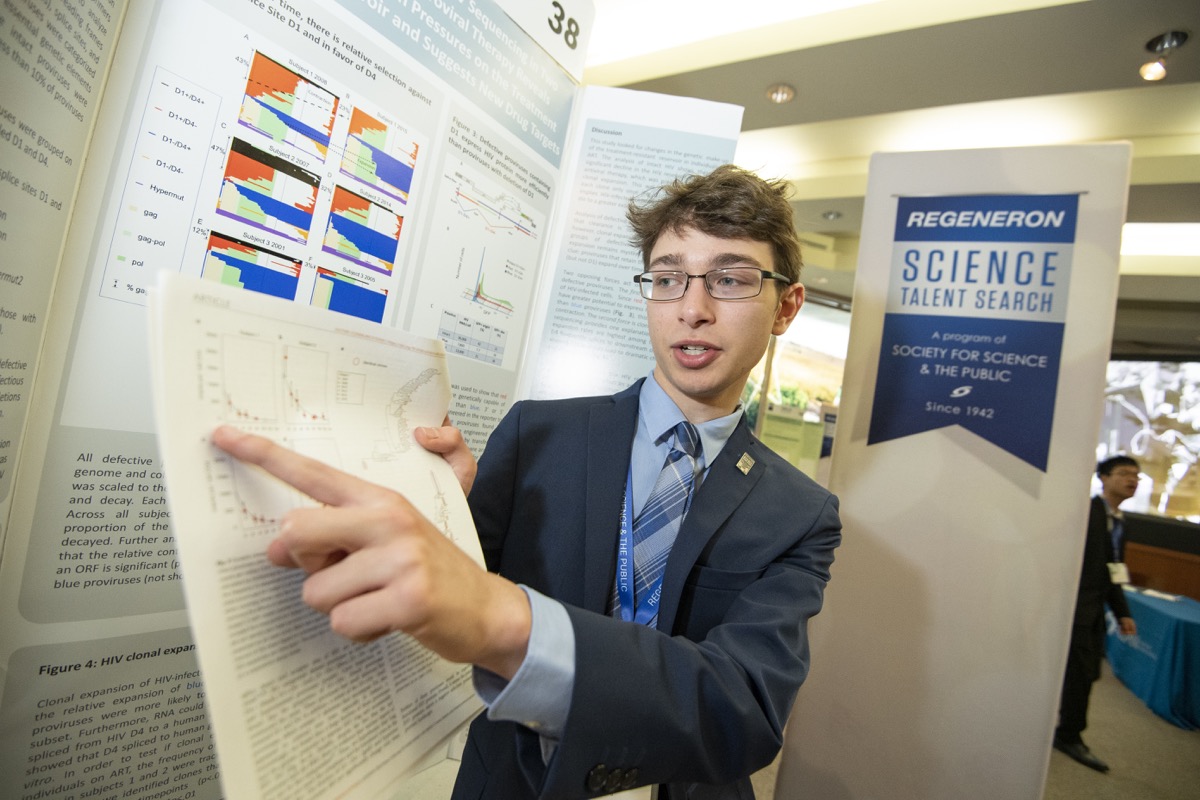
[1140,30,1188,81]
[766,83,796,104]
[822,210,843,221]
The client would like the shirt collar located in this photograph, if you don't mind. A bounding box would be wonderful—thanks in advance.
[640,374,742,465]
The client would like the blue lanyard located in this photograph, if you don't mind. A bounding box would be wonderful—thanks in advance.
[616,465,666,626]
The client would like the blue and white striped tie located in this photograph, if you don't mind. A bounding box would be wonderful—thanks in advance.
[617,421,701,627]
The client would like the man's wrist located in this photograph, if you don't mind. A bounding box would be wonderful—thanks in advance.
[475,574,532,679]
[476,587,574,741]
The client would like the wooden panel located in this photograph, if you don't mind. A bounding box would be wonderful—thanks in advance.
[1125,542,1200,601]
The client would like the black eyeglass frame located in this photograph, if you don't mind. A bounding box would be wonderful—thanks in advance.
[632,268,794,301]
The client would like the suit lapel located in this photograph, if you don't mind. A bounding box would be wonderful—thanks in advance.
[582,384,641,614]
[656,420,764,632]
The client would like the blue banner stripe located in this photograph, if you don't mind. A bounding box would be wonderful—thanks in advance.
[895,194,1078,243]
[867,314,1063,470]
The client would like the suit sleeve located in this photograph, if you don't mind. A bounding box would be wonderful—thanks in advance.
[1106,582,1132,619]
[1105,557,1132,619]
[469,401,523,573]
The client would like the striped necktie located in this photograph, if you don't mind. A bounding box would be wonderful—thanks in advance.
[613,421,701,626]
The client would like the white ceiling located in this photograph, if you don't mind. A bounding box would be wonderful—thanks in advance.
[582,0,1200,357]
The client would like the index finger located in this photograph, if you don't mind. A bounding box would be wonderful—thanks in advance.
[212,425,384,507]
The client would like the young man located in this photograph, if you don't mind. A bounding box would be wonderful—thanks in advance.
[1054,455,1139,773]
[215,165,841,799]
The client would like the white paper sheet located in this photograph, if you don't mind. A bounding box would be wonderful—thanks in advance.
[148,272,483,799]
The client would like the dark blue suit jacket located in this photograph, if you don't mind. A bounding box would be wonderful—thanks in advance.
[453,381,841,800]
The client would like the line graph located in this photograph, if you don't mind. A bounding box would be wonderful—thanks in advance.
[463,248,515,316]
[227,460,294,528]
[449,170,539,238]
[220,336,278,423]
[405,154,548,372]
[283,346,331,423]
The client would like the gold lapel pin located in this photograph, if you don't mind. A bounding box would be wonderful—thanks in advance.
[736,453,755,475]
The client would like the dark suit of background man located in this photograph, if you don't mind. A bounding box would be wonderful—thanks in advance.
[216,164,841,800]
[1053,455,1139,773]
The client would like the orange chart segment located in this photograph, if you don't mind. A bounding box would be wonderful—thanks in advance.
[239,51,339,160]
[217,138,321,243]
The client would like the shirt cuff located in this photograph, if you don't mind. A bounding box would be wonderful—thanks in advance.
[473,585,575,740]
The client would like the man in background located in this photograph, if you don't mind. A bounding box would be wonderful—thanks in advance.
[1053,455,1139,773]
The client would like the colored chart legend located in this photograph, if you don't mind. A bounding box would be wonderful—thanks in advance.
[99,66,220,303]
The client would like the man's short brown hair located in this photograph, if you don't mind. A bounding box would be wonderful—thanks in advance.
[626,165,804,284]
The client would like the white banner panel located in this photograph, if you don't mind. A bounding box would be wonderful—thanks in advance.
[777,144,1131,800]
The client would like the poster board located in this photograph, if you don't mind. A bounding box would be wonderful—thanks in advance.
[0,0,740,796]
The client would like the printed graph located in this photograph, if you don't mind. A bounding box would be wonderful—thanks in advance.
[238,51,339,160]
[322,185,402,274]
[220,336,278,423]
[310,267,387,323]
[449,169,539,238]
[203,232,301,300]
[340,106,420,204]
[222,437,339,532]
[462,248,515,316]
[405,157,549,372]
[217,138,320,243]
[227,460,296,528]
[283,346,331,424]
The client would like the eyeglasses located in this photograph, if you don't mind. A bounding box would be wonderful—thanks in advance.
[632,267,792,301]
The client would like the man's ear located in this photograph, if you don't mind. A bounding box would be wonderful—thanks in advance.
[772,282,805,335]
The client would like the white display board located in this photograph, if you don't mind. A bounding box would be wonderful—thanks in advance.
[777,144,1131,800]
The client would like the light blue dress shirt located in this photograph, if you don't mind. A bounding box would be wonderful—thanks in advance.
[474,374,742,748]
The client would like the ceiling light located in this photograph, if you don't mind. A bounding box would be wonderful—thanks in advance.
[766,83,796,104]
[1139,60,1166,81]
[1139,30,1188,81]
[822,210,843,221]
[584,0,880,68]
[1120,223,1200,257]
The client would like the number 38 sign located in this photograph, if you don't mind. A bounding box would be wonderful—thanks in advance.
[500,0,595,81]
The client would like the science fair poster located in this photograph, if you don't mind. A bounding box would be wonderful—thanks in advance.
[868,194,1078,470]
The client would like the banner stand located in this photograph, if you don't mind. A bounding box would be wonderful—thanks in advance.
[777,144,1131,800]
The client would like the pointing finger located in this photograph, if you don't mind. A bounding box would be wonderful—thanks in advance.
[212,425,388,508]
